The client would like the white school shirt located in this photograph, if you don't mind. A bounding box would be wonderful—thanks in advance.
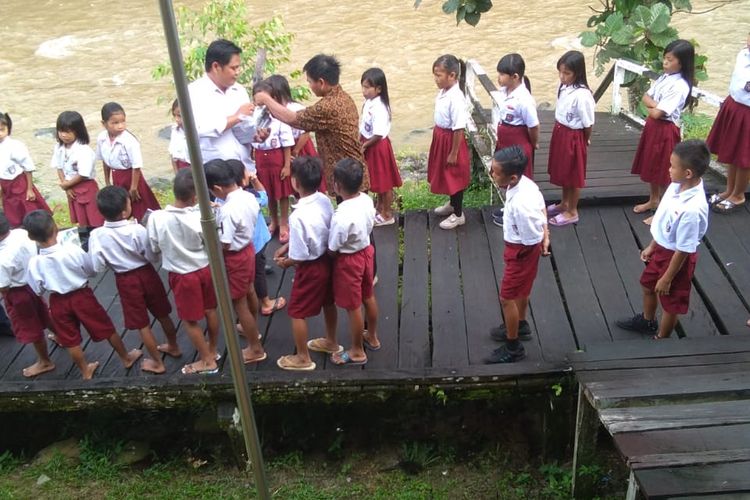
[650,180,709,253]
[188,74,253,170]
[493,84,540,129]
[360,96,391,139]
[646,73,690,125]
[554,85,595,130]
[289,191,334,261]
[502,175,546,246]
[0,137,35,181]
[88,220,155,274]
[287,102,308,140]
[433,83,468,130]
[328,192,375,254]
[95,130,143,170]
[50,141,97,180]
[729,47,750,107]
[168,125,189,163]
[0,229,37,289]
[252,116,294,151]
[216,188,259,251]
[146,205,208,274]
[26,243,95,295]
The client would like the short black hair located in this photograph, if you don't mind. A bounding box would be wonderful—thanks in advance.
[97,186,129,221]
[673,139,709,177]
[205,39,242,72]
[101,102,125,122]
[0,213,10,237]
[0,111,12,134]
[493,145,527,177]
[23,210,56,243]
[291,156,322,193]
[333,158,363,194]
[173,168,196,202]
[303,54,341,86]
[225,159,246,186]
[204,159,236,188]
[56,111,90,145]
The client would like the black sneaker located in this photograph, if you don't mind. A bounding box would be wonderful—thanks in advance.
[489,320,532,341]
[484,343,526,364]
[491,208,504,227]
[616,313,658,335]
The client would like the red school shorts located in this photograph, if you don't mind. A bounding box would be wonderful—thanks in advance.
[639,243,697,315]
[223,244,255,300]
[288,254,334,319]
[48,287,116,348]
[3,285,52,344]
[333,245,375,310]
[500,242,542,301]
[115,264,172,330]
[168,266,217,322]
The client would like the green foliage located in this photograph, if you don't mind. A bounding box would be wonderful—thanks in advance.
[414,0,493,26]
[400,442,441,472]
[0,451,21,474]
[681,111,714,140]
[539,462,574,498]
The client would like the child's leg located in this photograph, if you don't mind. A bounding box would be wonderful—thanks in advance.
[205,308,220,359]
[155,315,181,357]
[515,296,530,323]
[721,165,737,199]
[268,198,279,233]
[279,197,290,229]
[234,295,265,363]
[107,332,142,368]
[449,190,464,217]
[728,166,750,204]
[500,297,521,340]
[22,340,55,378]
[642,285,658,321]
[656,311,679,338]
[381,191,395,219]
[362,295,380,348]
[634,183,661,213]
[290,318,313,364]
[323,303,338,345]
[247,286,260,321]
[138,325,166,374]
[184,319,216,369]
[563,187,581,218]
[341,307,366,362]
[66,345,99,380]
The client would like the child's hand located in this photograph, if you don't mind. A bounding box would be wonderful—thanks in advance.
[26,189,36,201]
[66,189,76,200]
[541,236,551,257]
[655,276,672,295]
[446,152,458,165]
[130,186,141,202]
[640,247,654,262]
[280,165,290,180]
[254,128,270,143]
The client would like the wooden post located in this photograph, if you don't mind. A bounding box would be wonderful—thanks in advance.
[571,384,600,498]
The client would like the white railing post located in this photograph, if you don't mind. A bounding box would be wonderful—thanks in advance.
[612,61,625,115]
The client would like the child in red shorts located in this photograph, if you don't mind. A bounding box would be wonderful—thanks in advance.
[617,140,710,339]
[486,146,550,364]
[328,159,379,366]
[23,210,142,380]
[273,156,337,371]
[89,186,181,374]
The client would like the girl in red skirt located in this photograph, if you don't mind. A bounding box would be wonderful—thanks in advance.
[428,54,471,230]
[546,51,595,226]
[95,102,161,223]
[0,111,51,228]
[631,39,694,224]
[706,33,750,214]
[360,68,403,226]
[168,99,190,173]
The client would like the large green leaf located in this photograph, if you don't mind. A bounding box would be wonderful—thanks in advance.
[442,0,460,14]
[631,5,652,29]
[672,0,692,11]
[465,11,482,25]
[648,26,678,47]
[604,12,625,34]
[648,3,671,34]
[464,0,476,13]
[475,0,493,13]
[579,31,600,47]
[611,25,635,45]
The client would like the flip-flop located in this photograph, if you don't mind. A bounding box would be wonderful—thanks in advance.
[330,351,367,366]
[374,214,396,226]
[261,296,287,316]
[712,199,745,214]
[548,213,579,226]
[708,193,725,205]
[307,338,344,354]
[632,203,655,214]
[546,204,562,217]
[243,352,268,365]
[362,330,381,351]
[180,363,219,375]
[276,355,316,371]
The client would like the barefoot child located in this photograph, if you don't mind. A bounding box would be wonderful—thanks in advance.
[168,99,190,172]
[23,210,142,380]
[88,186,181,374]
[328,159,379,366]
[274,156,337,371]
[146,170,220,375]
[0,213,55,377]
[617,140,709,339]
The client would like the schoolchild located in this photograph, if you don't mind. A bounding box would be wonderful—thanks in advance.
[485,146,550,364]
[328,159,379,366]
[274,156,337,371]
[706,32,750,214]
[0,111,51,228]
[51,111,104,250]
[23,210,142,380]
[360,67,403,226]
[0,213,55,377]
[88,186,181,374]
[546,50,595,226]
[168,99,190,172]
[95,102,161,222]
[617,140,710,339]
[631,39,695,225]
[146,170,220,375]
[428,54,471,230]
[265,75,319,159]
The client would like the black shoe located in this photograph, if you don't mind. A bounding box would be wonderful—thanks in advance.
[484,343,526,364]
[489,320,532,341]
[265,264,274,275]
[491,208,504,227]
[616,313,658,335]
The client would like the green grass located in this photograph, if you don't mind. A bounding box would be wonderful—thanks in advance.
[396,180,498,212]
[682,112,715,141]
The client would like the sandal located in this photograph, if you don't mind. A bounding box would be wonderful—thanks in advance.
[277,355,316,371]
[261,296,287,316]
[180,362,219,375]
[712,199,745,214]
[546,204,562,217]
[330,351,367,366]
[362,329,381,351]
[374,214,395,227]
[307,338,343,354]
[708,193,725,205]
[548,213,579,227]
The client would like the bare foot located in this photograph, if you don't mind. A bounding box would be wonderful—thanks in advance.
[362,330,381,350]
[157,343,182,358]
[633,201,657,214]
[122,348,143,369]
[141,358,166,374]
[82,361,100,380]
[180,360,218,374]
[242,347,267,364]
[22,361,56,378]
[643,215,654,226]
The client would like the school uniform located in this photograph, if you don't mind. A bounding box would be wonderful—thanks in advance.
[547,85,595,188]
[89,220,172,330]
[427,83,470,195]
[641,180,709,314]
[287,192,334,319]
[146,205,216,321]
[253,118,295,200]
[0,137,51,227]
[0,229,51,344]
[706,46,750,169]
[169,124,190,170]
[26,243,115,348]
[96,130,160,222]
[501,176,546,300]
[287,102,318,157]
[360,96,402,194]
[216,189,259,300]
[328,192,376,310]
[494,85,539,179]
[50,141,104,227]
[631,73,690,186]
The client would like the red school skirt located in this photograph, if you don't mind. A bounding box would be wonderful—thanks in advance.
[361,135,402,194]
[631,117,680,186]
[111,168,161,223]
[427,126,470,196]
[0,174,51,228]
[496,123,534,179]
[706,95,750,169]
[547,122,587,188]
[175,159,191,170]
[3,285,52,344]
[255,148,293,200]
[68,179,104,227]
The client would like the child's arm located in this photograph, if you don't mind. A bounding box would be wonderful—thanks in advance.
[60,174,86,199]
[130,169,142,202]
[583,126,593,145]
[24,172,37,201]
[361,134,382,152]
[528,125,540,150]
[281,146,291,180]
[171,158,179,174]
[102,162,112,186]
[541,215,551,257]
[447,129,463,164]
[292,132,311,157]
[640,240,657,263]
[655,251,689,295]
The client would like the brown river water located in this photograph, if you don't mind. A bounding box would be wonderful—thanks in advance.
[1,0,746,198]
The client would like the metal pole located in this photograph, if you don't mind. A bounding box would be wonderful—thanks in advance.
[156,2,270,497]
